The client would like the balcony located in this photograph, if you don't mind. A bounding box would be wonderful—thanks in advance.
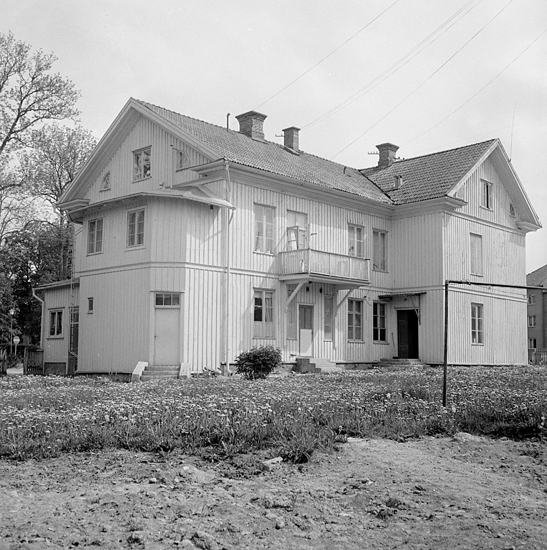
[278,249,370,287]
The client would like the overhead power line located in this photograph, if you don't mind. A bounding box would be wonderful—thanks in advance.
[303,0,483,130]
[403,26,547,148]
[331,0,514,160]
[253,0,402,110]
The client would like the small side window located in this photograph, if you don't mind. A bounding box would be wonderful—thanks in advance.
[88,298,94,314]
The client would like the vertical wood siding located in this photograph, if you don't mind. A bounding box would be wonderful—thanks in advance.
[42,285,79,365]
[79,268,150,372]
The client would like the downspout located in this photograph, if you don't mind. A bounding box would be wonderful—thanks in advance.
[224,160,232,373]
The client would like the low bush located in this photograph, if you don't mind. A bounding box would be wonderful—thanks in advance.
[234,346,281,380]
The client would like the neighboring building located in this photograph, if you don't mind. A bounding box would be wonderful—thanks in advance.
[35,98,541,376]
[527,264,547,361]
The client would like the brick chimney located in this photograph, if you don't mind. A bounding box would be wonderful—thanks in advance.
[282,126,300,151]
[236,111,267,140]
[376,142,399,169]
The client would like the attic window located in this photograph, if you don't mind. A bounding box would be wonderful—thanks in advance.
[481,180,493,210]
[101,172,111,191]
[176,149,189,171]
[133,147,151,181]
[509,203,516,217]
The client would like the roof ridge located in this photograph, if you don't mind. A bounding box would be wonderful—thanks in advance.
[392,138,498,165]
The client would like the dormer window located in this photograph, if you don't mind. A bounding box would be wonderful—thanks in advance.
[133,147,151,181]
[101,172,111,191]
[481,180,493,209]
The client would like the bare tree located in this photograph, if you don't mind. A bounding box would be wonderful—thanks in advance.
[0,31,80,191]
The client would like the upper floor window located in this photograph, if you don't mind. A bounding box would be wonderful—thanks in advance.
[127,209,145,248]
[481,180,493,209]
[528,294,535,305]
[373,230,387,272]
[175,149,189,171]
[471,303,483,344]
[528,315,537,328]
[287,210,308,251]
[254,204,275,254]
[373,302,387,342]
[101,172,111,191]
[49,309,63,338]
[348,224,364,258]
[348,299,363,341]
[470,233,483,276]
[87,218,103,255]
[133,147,151,181]
[509,203,516,217]
[254,289,274,338]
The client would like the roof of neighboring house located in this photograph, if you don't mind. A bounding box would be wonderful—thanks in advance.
[361,140,497,205]
[137,100,392,204]
[527,264,547,287]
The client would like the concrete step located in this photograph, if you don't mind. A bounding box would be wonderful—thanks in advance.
[141,364,180,381]
[378,358,428,368]
[294,357,343,374]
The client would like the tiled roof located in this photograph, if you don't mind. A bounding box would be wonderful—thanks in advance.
[137,100,392,204]
[361,140,497,205]
[527,264,547,286]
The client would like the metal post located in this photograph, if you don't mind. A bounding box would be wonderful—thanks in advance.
[442,282,449,407]
[9,308,15,356]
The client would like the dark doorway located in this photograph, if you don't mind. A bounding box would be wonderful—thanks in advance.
[397,309,419,359]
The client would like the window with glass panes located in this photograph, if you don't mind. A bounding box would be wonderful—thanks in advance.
[127,209,145,248]
[254,204,275,253]
[253,289,274,338]
[373,230,387,271]
[373,302,387,341]
[324,295,334,341]
[471,303,483,344]
[348,299,363,341]
[87,218,103,254]
[348,224,364,257]
[133,147,151,180]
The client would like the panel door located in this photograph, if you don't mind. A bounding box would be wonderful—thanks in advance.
[154,308,180,365]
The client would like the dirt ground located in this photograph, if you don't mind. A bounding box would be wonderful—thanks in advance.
[1,434,546,550]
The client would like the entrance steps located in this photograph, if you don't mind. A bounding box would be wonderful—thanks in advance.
[294,357,343,374]
[140,365,180,381]
[377,358,428,368]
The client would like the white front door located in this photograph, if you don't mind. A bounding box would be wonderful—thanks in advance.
[299,305,313,356]
[154,305,180,365]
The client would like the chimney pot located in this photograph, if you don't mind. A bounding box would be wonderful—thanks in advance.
[282,126,300,151]
[235,110,267,140]
[376,142,399,169]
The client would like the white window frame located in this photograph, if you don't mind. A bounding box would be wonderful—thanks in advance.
[324,294,334,341]
[470,233,483,276]
[133,147,151,181]
[481,180,493,210]
[528,315,537,328]
[348,299,363,342]
[155,293,181,307]
[348,224,364,258]
[373,302,387,342]
[127,208,145,249]
[528,294,535,305]
[87,218,103,255]
[471,303,483,345]
[48,309,63,338]
[253,289,275,338]
[529,338,537,350]
[254,204,275,254]
[88,298,94,314]
[373,230,387,272]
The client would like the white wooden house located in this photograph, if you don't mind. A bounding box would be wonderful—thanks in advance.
[35,98,541,375]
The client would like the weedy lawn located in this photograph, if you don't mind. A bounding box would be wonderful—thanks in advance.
[1,366,545,462]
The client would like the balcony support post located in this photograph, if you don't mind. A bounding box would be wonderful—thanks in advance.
[285,281,305,312]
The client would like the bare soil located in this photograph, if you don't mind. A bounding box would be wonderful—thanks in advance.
[1,434,546,549]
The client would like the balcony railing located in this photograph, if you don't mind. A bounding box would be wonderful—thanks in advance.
[278,249,370,284]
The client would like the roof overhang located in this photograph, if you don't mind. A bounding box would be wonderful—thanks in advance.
[378,291,426,300]
[35,278,80,292]
[391,196,466,219]
[279,273,368,289]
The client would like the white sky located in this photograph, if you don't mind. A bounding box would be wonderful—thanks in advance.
[3,0,546,273]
